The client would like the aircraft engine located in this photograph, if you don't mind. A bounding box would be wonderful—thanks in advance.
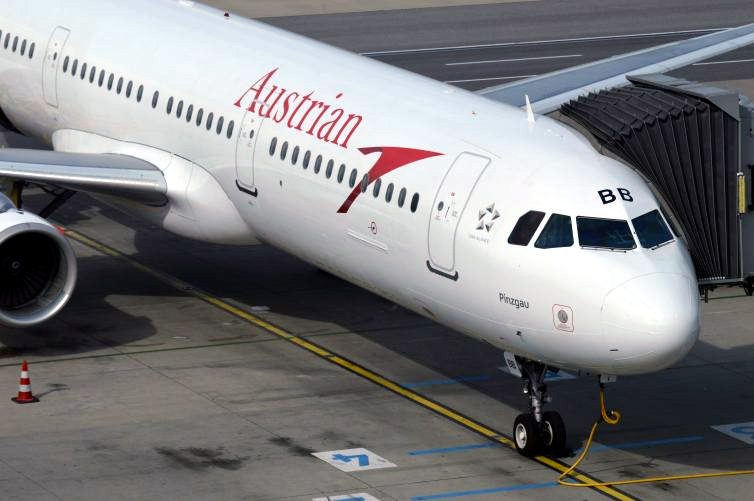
[0,194,76,327]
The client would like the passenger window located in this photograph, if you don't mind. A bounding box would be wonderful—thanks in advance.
[216,116,224,135]
[20,39,26,56]
[206,112,214,130]
[385,183,394,203]
[410,193,420,213]
[63,56,69,73]
[337,164,346,183]
[360,174,369,193]
[280,141,288,160]
[398,188,407,208]
[269,137,277,156]
[12,36,18,52]
[534,214,574,249]
[71,59,78,75]
[176,100,183,118]
[372,178,382,198]
[166,97,174,114]
[99,70,105,87]
[126,81,133,98]
[80,62,87,80]
[152,91,159,108]
[303,151,311,169]
[28,42,35,59]
[508,210,546,246]
[107,73,114,91]
[348,169,357,188]
[186,104,193,122]
[116,77,124,95]
[4,34,9,49]
[137,85,144,102]
[576,217,635,250]
[196,108,204,126]
[292,146,300,165]
[89,66,96,83]
[325,159,333,178]
[632,209,673,249]
[226,120,234,139]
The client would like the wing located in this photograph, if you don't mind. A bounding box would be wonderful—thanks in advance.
[0,148,167,205]
[478,23,754,114]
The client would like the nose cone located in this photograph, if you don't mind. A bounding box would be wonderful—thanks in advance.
[601,273,699,374]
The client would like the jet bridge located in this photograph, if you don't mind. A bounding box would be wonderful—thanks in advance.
[560,74,754,295]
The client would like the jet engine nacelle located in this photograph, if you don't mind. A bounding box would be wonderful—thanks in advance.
[0,194,77,327]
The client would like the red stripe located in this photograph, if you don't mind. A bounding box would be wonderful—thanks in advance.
[337,146,443,213]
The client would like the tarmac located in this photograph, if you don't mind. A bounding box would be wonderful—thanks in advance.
[2,1,754,500]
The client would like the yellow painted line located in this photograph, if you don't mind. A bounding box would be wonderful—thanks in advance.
[64,228,635,501]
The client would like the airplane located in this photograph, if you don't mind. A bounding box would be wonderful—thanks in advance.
[1,0,753,457]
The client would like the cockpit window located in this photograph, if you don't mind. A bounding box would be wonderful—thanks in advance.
[0,194,14,214]
[508,210,545,246]
[632,209,674,249]
[659,205,681,237]
[535,214,573,249]
[576,217,635,250]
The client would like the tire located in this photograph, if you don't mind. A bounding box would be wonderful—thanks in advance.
[744,282,753,297]
[513,414,542,457]
[541,411,567,454]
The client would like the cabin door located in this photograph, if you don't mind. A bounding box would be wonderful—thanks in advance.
[42,26,70,108]
[427,152,490,279]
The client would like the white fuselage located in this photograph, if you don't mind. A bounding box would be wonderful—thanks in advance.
[0,0,700,375]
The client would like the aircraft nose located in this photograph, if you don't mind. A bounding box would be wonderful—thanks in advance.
[601,273,699,373]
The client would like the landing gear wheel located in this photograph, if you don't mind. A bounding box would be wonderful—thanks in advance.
[514,414,542,457]
[744,281,754,297]
[541,411,566,454]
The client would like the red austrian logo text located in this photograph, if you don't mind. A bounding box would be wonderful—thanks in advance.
[234,68,363,149]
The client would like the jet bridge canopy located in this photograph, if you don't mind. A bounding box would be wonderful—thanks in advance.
[560,74,753,289]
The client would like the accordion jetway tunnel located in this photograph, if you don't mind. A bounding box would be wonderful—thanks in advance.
[561,74,754,296]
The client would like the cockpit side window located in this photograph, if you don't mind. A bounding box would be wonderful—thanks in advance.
[508,210,545,246]
[0,194,14,214]
[632,209,674,249]
[535,214,573,249]
[659,205,681,237]
[576,217,635,250]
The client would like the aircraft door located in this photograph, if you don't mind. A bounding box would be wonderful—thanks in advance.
[427,152,490,279]
[235,108,266,197]
[42,27,70,108]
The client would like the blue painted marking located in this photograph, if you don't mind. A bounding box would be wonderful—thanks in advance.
[332,453,370,467]
[575,435,704,453]
[731,426,754,440]
[408,443,501,456]
[411,481,557,500]
[402,375,491,388]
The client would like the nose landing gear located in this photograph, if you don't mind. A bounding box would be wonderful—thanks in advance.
[512,360,566,457]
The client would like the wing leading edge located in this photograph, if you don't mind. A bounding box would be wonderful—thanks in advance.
[478,23,754,114]
[0,149,167,205]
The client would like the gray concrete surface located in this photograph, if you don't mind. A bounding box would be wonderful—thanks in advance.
[257,0,754,53]
[199,0,534,19]
[2,1,754,500]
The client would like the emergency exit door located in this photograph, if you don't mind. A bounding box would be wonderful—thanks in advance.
[43,27,70,108]
[427,152,490,279]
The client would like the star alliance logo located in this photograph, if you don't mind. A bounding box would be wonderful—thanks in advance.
[476,203,500,232]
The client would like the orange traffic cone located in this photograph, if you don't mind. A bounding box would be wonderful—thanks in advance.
[12,361,39,404]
